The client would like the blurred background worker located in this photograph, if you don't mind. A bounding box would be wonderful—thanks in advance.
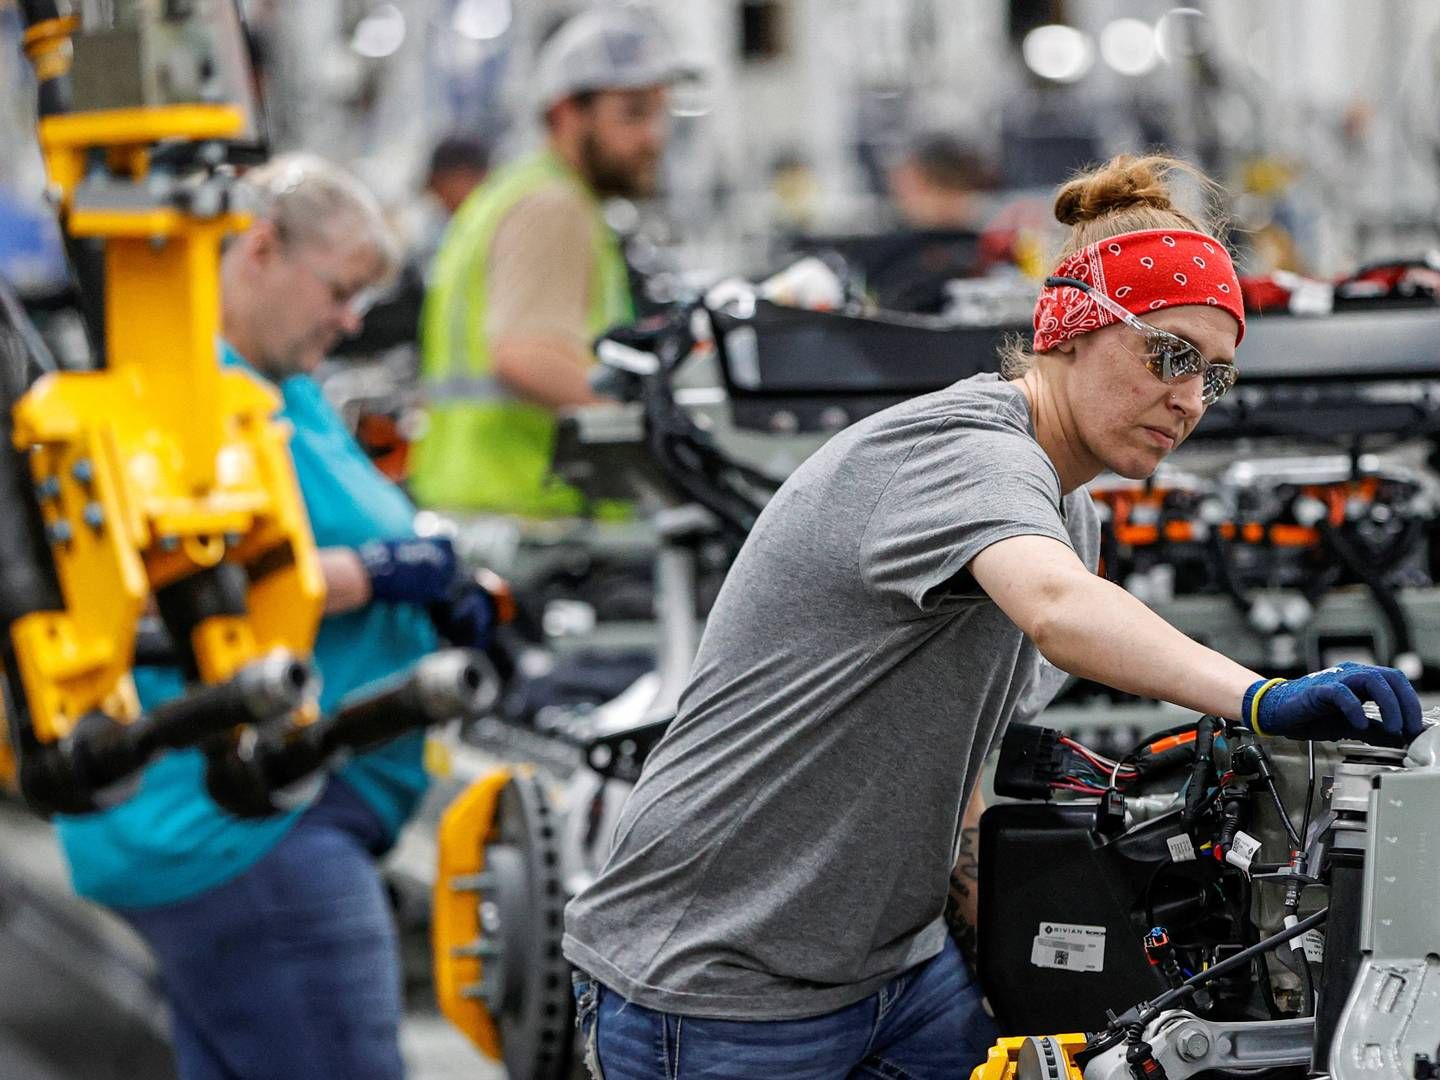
[426,133,492,219]
[409,133,492,276]
[407,6,686,519]
[53,155,495,1080]
[886,130,994,232]
[336,133,493,360]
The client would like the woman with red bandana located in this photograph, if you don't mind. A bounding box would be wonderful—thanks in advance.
[561,155,1422,1079]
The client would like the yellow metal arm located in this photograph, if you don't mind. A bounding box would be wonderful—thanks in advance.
[4,7,324,814]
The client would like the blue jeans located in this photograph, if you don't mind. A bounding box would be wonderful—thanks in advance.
[572,938,997,1079]
[121,780,405,1080]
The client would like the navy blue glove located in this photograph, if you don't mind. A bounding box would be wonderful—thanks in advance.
[358,537,457,605]
[1243,662,1423,743]
[428,580,497,650]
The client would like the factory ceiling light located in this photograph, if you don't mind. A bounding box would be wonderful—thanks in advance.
[1021,23,1095,83]
[1155,6,1211,63]
[1100,18,1159,77]
[351,4,407,59]
[452,0,512,41]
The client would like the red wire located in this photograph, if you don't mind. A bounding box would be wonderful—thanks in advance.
[1061,736,1138,777]
[1052,780,1107,795]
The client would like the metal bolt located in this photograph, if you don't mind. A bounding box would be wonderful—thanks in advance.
[1177,1029,1210,1062]
[34,476,60,501]
[82,502,104,530]
[159,535,179,552]
[46,520,73,545]
[71,458,94,485]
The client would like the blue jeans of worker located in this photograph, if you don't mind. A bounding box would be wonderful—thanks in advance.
[121,780,405,1080]
[572,937,996,1079]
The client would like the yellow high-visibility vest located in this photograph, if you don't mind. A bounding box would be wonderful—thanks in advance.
[411,150,633,516]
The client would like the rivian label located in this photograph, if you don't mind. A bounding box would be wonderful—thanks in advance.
[1031,921,1106,973]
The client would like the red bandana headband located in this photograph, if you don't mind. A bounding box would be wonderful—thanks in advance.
[1032,229,1245,353]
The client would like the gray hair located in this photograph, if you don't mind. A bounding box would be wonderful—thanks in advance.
[238,153,399,278]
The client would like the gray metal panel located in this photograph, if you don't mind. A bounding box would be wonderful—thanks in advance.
[1361,773,1440,959]
[1331,769,1440,1080]
[1237,308,1440,380]
[71,30,147,112]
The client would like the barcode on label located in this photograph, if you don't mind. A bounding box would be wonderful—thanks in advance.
[1226,830,1263,875]
[1030,922,1106,973]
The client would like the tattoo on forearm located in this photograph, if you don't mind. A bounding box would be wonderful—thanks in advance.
[954,825,979,886]
[945,825,980,969]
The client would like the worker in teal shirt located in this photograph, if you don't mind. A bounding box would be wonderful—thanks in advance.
[56,155,493,1080]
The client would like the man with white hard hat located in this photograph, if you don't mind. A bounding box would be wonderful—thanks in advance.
[411,6,687,518]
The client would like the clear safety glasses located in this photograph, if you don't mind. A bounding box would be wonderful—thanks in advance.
[1044,275,1239,406]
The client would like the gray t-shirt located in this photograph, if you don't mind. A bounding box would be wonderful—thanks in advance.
[563,373,1099,1020]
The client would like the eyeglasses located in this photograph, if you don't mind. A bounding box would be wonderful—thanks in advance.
[1044,276,1238,405]
[272,219,382,318]
[296,257,381,318]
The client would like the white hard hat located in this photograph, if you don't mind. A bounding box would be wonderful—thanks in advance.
[535,6,695,111]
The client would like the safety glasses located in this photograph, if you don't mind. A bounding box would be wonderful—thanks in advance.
[1044,276,1238,405]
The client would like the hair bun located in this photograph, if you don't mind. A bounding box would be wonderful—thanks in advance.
[1054,154,1179,226]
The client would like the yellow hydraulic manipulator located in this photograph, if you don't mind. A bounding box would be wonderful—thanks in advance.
[7,1,495,819]
[3,1,324,814]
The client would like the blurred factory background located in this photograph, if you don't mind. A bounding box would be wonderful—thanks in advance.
[7,1,1440,294]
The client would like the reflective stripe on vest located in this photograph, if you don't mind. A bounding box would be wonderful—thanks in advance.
[424,374,513,404]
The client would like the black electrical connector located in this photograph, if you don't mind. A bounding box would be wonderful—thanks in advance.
[994,724,1066,800]
[1095,788,1127,835]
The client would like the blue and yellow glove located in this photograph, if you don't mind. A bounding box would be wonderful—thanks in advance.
[1242,662,1423,743]
[358,537,457,605]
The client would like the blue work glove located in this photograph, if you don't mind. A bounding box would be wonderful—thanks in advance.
[428,580,498,650]
[358,537,457,606]
[1242,662,1423,743]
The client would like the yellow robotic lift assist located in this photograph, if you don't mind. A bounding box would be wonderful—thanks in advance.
[4,0,323,816]
[7,1,492,817]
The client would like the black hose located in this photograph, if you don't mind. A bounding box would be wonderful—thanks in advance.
[1141,907,1328,1020]
[1205,529,1253,620]
[1319,519,1415,668]
[1299,742,1317,855]
[1182,714,1219,828]
[1245,737,1304,852]
[1296,947,1316,1017]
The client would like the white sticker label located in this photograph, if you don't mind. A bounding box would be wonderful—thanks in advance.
[1031,922,1106,973]
[1302,929,1324,965]
[1226,830,1263,875]
[1166,833,1196,863]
